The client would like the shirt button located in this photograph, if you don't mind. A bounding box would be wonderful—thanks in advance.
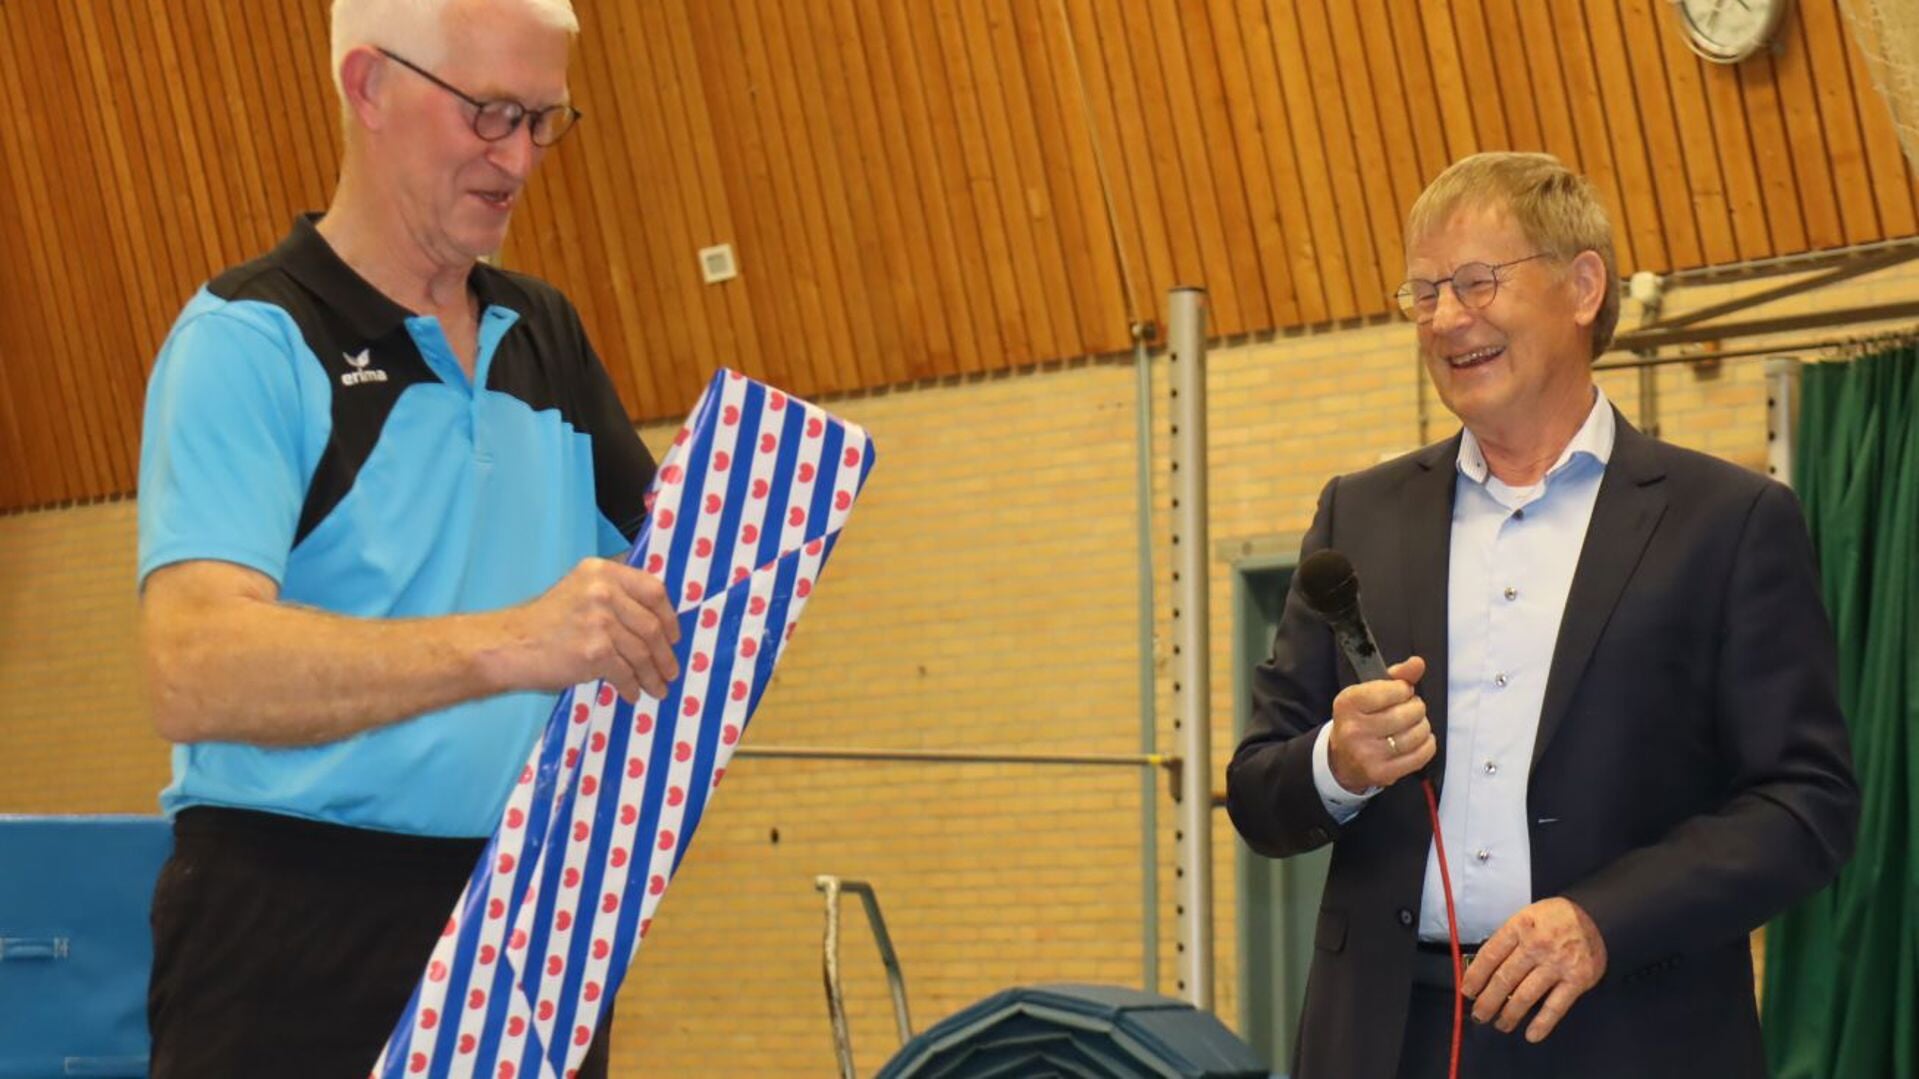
[1504,586,1518,601]
[1513,508,1526,521]
[1483,760,1498,776]
[1397,908,1414,927]
[1494,673,1509,688]
[1476,849,1491,863]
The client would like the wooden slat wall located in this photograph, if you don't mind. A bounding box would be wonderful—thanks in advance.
[2,0,1917,511]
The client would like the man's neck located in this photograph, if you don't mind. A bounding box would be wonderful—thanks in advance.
[315,177,474,317]
[1471,382,1598,488]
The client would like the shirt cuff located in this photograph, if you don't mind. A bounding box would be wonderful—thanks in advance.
[1313,722,1378,823]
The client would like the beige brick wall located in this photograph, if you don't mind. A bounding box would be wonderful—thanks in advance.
[3,259,1911,1074]
[0,499,169,813]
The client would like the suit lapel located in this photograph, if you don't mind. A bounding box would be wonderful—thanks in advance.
[1402,436,1460,790]
[1530,410,1668,770]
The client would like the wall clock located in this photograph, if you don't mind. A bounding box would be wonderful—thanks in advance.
[1669,0,1790,64]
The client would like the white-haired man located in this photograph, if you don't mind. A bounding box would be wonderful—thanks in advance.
[1227,153,1858,1077]
[138,1,671,1074]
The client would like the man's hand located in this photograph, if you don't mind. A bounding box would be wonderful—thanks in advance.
[1326,656,1435,792]
[1462,897,1608,1043]
[494,558,682,702]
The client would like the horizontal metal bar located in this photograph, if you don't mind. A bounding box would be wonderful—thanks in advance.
[1655,237,1919,287]
[1605,300,1919,353]
[735,745,1174,769]
[1598,341,1825,370]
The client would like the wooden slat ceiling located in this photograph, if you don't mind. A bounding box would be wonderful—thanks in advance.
[2,0,1914,511]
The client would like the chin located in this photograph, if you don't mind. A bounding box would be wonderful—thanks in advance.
[453,226,511,264]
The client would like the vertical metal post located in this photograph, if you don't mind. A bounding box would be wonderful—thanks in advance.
[1631,272,1664,438]
[1167,287,1214,1010]
[1765,358,1801,488]
[1132,322,1160,994]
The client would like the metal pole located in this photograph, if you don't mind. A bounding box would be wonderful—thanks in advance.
[1133,322,1161,994]
[735,745,1171,769]
[1167,286,1214,1010]
[1765,358,1802,488]
[816,876,913,1078]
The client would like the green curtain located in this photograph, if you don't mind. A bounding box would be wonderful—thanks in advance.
[1763,344,1918,1078]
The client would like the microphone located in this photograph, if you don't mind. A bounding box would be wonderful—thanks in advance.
[1297,548,1390,683]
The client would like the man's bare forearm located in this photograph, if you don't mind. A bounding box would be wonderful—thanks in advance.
[144,580,532,747]
[142,556,680,748]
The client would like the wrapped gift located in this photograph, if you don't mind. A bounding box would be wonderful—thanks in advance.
[375,370,874,1079]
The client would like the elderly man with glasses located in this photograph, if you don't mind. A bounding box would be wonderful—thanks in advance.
[1227,152,1858,1079]
[136,2,675,1074]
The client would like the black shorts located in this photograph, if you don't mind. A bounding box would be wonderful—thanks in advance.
[148,807,611,1079]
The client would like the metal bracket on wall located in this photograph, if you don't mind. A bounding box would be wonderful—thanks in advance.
[1607,246,1919,359]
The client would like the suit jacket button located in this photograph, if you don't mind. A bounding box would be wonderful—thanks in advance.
[1308,827,1328,844]
[1397,908,1414,927]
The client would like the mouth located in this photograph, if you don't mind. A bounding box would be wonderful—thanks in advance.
[1444,345,1504,370]
[472,189,517,212]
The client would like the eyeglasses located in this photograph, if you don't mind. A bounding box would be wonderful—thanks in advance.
[378,48,582,148]
[1393,253,1549,322]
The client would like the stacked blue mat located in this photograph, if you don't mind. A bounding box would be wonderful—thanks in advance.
[0,816,170,1079]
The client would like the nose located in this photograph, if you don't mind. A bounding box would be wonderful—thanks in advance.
[1427,281,1475,336]
[486,123,542,183]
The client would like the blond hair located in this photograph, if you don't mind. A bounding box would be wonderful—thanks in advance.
[330,0,579,98]
[1406,152,1620,359]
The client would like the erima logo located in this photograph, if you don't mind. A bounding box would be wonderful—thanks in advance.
[340,349,389,387]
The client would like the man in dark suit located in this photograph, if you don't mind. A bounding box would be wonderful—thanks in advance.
[1225,153,1858,1079]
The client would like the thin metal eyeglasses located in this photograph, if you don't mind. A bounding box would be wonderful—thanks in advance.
[1393,253,1549,322]
[378,48,582,147]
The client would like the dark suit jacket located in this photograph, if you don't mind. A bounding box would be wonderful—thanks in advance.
[1225,412,1859,1079]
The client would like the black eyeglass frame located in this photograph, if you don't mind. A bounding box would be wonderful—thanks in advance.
[1393,252,1551,322]
[377,47,582,148]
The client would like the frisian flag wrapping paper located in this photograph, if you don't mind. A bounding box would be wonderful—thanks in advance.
[372,369,874,1079]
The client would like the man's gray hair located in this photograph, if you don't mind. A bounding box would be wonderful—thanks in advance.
[330,0,578,96]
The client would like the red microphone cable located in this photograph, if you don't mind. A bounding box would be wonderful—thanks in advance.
[1422,776,1463,1079]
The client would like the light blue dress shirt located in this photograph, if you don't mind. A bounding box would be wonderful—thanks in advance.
[1311,387,1615,942]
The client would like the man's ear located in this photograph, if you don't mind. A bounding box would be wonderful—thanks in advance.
[338,47,388,133]
[1568,249,1606,330]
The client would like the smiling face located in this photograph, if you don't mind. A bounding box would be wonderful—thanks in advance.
[1407,201,1601,447]
[370,0,572,267]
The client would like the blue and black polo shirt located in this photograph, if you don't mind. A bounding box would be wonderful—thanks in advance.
[138,215,655,837]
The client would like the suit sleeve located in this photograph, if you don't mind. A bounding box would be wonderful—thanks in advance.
[1561,480,1860,976]
[1225,477,1350,858]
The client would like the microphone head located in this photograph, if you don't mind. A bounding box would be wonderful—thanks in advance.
[1297,548,1362,622]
